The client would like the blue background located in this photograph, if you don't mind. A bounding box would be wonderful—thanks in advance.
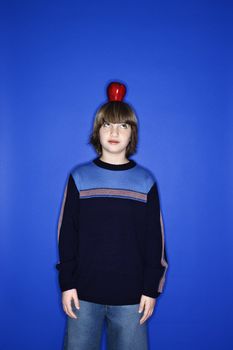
[1,0,233,349]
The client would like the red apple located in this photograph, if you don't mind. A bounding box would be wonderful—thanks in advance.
[107,82,126,101]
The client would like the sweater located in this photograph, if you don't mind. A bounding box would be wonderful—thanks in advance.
[55,156,168,305]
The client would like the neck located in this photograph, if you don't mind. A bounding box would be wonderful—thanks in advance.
[99,152,129,165]
[93,156,136,171]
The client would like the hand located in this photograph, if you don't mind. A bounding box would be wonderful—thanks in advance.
[62,288,80,319]
[138,294,156,325]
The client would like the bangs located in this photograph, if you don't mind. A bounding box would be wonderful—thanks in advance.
[97,101,136,126]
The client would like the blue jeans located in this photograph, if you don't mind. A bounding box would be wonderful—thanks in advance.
[63,299,149,350]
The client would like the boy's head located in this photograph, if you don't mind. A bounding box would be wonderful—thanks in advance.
[89,101,138,158]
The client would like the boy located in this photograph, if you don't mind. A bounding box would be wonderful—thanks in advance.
[56,82,168,350]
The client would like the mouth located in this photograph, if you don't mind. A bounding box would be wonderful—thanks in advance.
[108,140,120,144]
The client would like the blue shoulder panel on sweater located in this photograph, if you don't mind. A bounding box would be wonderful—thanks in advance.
[71,160,155,203]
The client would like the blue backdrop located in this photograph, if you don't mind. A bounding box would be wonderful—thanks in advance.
[1,0,233,349]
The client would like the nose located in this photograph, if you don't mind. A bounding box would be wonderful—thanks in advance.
[110,124,119,136]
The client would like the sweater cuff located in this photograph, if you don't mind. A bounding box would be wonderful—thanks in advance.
[142,266,164,299]
[55,259,78,292]
[142,289,161,299]
[60,284,77,292]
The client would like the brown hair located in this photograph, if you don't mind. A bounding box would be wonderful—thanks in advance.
[88,101,138,158]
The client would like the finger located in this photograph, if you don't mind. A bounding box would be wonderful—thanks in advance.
[65,303,77,319]
[148,309,153,318]
[142,307,154,322]
[140,313,149,324]
[73,296,80,310]
[63,305,70,318]
[138,299,145,313]
[68,306,78,319]
[140,307,151,324]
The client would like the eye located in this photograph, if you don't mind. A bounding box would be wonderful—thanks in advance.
[120,123,129,128]
[103,121,110,127]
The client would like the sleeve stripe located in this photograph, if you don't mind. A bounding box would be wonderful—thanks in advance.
[57,182,68,243]
[158,210,169,293]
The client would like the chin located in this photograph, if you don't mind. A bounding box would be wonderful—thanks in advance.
[102,146,124,154]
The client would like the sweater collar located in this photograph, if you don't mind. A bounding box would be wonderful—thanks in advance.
[93,156,137,171]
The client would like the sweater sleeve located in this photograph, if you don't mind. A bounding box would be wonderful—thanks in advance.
[142,182,168,299]
[55,173,79,292]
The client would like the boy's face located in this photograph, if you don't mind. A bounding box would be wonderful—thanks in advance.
[99,120,132,156]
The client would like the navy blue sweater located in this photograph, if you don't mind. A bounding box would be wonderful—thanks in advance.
[56,156,168,305]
